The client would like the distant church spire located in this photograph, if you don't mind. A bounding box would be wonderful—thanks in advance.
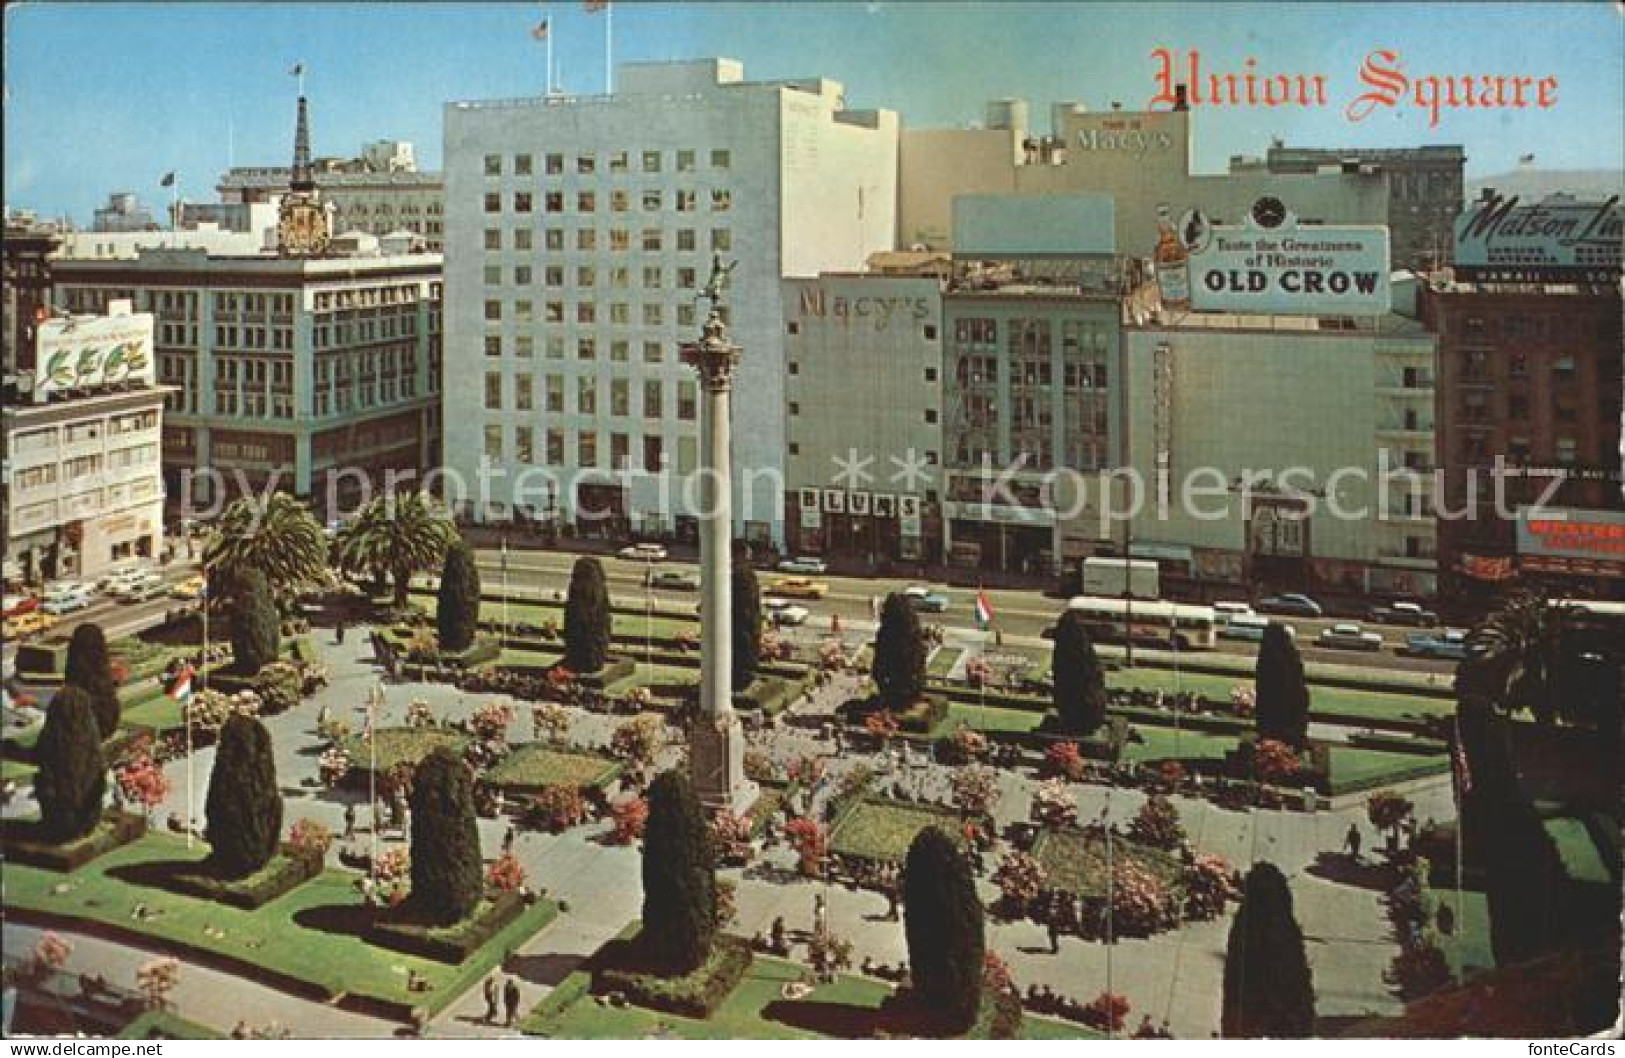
[291,94,314,192]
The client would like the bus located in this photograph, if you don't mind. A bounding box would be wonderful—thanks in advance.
[1064,595,1218,650]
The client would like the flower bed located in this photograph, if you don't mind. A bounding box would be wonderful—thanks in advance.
[5,812,148,872]
[827,797,968,865]
[594,930,754,1020]
[1030,826,1184,901]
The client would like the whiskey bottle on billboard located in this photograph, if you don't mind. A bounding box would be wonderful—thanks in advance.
[1153,204,1190,309]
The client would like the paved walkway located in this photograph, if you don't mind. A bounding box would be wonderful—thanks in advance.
[3,619,1446,1039]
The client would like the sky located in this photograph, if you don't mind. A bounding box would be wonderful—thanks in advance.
[5,1,1622,223]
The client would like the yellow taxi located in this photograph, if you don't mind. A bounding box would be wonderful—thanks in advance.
[768,576,829,600]
[3,611,57,640]
[169,574,207,600]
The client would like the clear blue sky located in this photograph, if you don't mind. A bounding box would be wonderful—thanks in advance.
[6,1,1622,223]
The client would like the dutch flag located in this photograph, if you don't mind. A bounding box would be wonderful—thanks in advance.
[167,663,195,704]
[974,589,995,631]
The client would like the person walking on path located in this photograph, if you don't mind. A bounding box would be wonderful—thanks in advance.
[343,803,357,840]
[503,975,521,1027]
[1344,822,1363,862]
[336,619,346,646]
[483,974,501,1023]
[1047,917,1061,954]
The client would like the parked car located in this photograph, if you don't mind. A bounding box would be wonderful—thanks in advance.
[648,568,700,591]
[111,572,164,602]
[777,556,828,575]
[95,564,149,594]
[169,575,207,600]
[1366,600,1439,627]
[617,542,668,562]
[1318,622,1384,651]
[768,576,829,600]
[903,585,950,613]
[41,584,95,615]
[1218,614,1295,643]
[1402,629,1470,660]
[1212,600,1256,622]
[763,598,811,627]
[1256,593,1324,618]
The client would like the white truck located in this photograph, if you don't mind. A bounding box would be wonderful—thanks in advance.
[1081,557,1160,600]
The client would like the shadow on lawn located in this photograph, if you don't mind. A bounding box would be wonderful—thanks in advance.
[761,992,953,1040]
[505,951,587,987]
[291,902,374,938]
[107,857,212,892]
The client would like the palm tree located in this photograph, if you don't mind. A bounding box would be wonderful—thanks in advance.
[332,491,456,609]
[203,493,329,605]
[1466,591,1569,723]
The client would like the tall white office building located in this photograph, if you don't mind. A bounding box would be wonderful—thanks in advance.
[443,59,897,547]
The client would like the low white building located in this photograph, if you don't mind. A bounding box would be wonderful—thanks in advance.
[3,301,167,581]
[442,58,899,549]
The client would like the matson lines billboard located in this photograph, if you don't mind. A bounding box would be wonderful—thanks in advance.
[1185,207,1391,315]
[34,309,155,400]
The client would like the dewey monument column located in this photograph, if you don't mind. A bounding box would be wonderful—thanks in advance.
[681,256,757,815]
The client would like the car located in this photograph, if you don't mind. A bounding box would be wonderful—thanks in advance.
[1256,593,1324,618]
[777,556,828,575]
[41,584,94,615]
[95,564,148,594]
[617,542,668,562]
[3,611,57,640]
[763,598,811,627]
[768,576,828,600]
[1318,622,1384,651]
[111,572,163,601]
[1366,600,1439,627]
[1212,601,1255,622]
[1402,629,1470,660]
[648,568,700,591]
[902,585,951,613]
[170,575,207,600]
[1218,614,1295,643]
[114,574,167,603]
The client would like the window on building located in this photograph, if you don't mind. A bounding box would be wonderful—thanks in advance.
[677,229,696,252]
[711,189,731,212]
[711,148,731,170]
[642,150,661,173]
[545,228,564,250]
[577,302,597,324]
[514,153,533,176]
[611,189,630,212]
[546,428,565,464]
[711,228,732,251]
[514,228,533,251]
[484,372,503,409]
[609,150,629,173]
[546,191,564,213]
[678,380,697,420]
[484,300,502,322]
[577,337,596,360]
[483,424,503,460]
[577,152,596,175]
[644,435,663,472]
[677,149,696,172]
[577,229,597,251]
[484,229,502,250]
[485,335,503,357]
[577,191,596,213]
[579,430,598,467]
[516,335,534,358]
[643,266,663,289]
[484,265,503,286]
[610,228,630,251]
[516,425,534,463]
[643,341,663,364]
[676,190,697,213]
[925,366,938,382]
[642,189,662,212]
[515,265,533,286]
[577,376,597,414]
[577,266,596,288]
[642,228,663,252]
[546,375,564,412]
[516,375,534,410]
[546,153,564,174]
[484,154,502,176]
[643,303,664,326]
[484,192,501,213]
[643,380,662,418]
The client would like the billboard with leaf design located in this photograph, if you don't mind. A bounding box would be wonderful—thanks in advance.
[33,311,155,400]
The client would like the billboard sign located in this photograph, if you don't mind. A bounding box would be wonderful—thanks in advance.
[33,310,155,400]
[1184,200,1391,315]
[1515,507,1625,562]
[1454,193,1622,283]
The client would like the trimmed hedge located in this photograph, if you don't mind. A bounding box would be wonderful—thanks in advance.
[4,812,147,872]
[570,656,637,690]
[163,848,322,910]
[595,932,754,1019]
[365,890,531,964]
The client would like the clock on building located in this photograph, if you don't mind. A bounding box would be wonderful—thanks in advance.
[1251,196,1288,229]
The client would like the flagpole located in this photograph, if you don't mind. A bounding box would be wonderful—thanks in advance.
[546,5,555,93]
[501,536,510,646]
[370,683,381,871]
[604,1,613,95]
[1453,713,1465,963]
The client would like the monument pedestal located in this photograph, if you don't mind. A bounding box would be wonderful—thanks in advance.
[690,711,759,817]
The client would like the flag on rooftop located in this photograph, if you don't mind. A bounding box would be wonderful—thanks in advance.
[584,0,609,12]
[159,171,175,188]
[532,18,549,39]
[289,63,304,77]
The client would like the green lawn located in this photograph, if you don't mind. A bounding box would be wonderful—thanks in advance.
[1428,888,1493,979]
[121,695,185,734]
[118,1009,223,1039]
[2,831,558,1017]
[1544,818,1613,886]
[340,727,471,775]
[2,758,39,783]
[828,798,966,863]
[522,956,1093,1040]
[1107,667,1452,724]
[943,701,1043,735]
[486,742,623,792]
[495,646,564,669]
[1119,725,1237,765]
[1326,746,1448,795]
[409,591,698,643]
[927,647,964,678]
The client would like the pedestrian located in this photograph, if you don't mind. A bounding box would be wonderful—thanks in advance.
[343,803,357,840]
[503,824,516,855]
[1047,918,1061,954]
[336,619,346,645]
[830,612,842,635]
[503,976,521,1026]
[1344,822,1362,862]
[483,973,501,1023]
